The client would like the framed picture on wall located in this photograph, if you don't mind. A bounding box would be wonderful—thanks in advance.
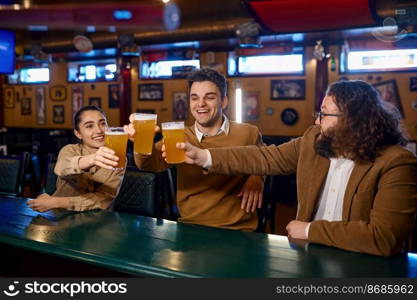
[410,77,417,92]
[50,85,67,101]
[138,83,163,101]
[72,86,84,124]
[52,105,65,124]
[271,79,305,100]
[242,91,260,122]
[373,80,404,117]
[36,87,46,125]
[108,84,120,108]
[21,97,31,115]
[173,92,188,120]
[89,97,101,108]
[4,87,15,108]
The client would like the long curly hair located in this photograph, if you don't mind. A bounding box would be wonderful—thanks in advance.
[318,80,408,162]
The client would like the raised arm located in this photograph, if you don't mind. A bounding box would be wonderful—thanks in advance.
[208,136,301,176]
[55,145,119,178]
[133,140,169,173]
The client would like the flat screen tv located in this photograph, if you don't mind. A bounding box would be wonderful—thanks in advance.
[0,29,15,74]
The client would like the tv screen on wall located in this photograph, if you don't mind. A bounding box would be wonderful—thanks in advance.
[0,29,15,74]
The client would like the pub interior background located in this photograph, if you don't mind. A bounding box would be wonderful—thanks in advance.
[0,0,416,236]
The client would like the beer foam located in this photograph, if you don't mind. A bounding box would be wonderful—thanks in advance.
[161,121,184,130]
[134,113,157,120]
[105,131,127,135]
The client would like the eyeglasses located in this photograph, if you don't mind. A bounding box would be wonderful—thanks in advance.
[314,111,342,123]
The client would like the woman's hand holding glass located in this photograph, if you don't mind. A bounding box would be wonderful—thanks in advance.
[91,146,120,170]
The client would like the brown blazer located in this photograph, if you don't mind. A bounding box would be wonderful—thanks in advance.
[208,126,417,256]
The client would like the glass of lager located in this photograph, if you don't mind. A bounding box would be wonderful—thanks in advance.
[104,127,128,170]
[161,121,185,164]
[133,113,157,155]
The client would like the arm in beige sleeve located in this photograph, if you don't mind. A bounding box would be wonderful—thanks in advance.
[61,168,125,211]
[308,156,417,256]
[209,134,301,176]
[133,140,169,173]
[54,145,85,177]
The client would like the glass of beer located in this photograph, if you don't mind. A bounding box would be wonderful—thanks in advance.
[104,127,128,170]
[161,121,185,164]
[133,113,157,155]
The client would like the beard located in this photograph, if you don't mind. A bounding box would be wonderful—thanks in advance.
[314,129,336,158]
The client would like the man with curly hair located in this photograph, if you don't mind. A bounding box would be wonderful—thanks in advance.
[176,80,417,256]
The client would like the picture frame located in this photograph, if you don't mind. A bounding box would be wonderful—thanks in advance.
[49,85,67,101]
[173,92,188,120]
[138,83,163,101]
[89,97,101,108]
[36,87,46,125]
[242,91,260,122]
[52,105,65,124]
[410,77,417,92]
[373,80,404,117]
[271,79,305,100]
[108,84,120,108]
[72,86,84,124]
[21,97,31,115]
[4,87,15,108]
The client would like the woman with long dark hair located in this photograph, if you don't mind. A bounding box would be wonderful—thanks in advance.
[27,106,125,212]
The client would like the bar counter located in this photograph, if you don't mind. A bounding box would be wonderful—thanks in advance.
[0,197,415,278]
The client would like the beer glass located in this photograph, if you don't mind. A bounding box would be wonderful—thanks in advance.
[133,113,157,155]
[104,127,128,170]
[161,121,185,164]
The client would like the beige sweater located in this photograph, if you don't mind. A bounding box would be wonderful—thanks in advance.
[54,144,125,211]
[208,125,417,256]
[134,121,262,231]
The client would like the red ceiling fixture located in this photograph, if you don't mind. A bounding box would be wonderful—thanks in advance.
[0,2,180,31]
[246,0,377,33]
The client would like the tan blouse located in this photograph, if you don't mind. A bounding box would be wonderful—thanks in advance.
[53,144,125,211]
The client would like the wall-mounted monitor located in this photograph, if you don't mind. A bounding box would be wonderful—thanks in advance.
[0,29,15,74]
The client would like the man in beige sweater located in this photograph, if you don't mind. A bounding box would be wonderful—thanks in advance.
[127,68,264,231]
[176,80,417,256]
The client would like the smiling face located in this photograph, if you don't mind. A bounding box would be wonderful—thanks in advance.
[189,81,228,133]
[74,110,108,151]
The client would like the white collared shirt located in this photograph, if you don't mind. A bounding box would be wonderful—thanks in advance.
[305,157,355,237]
[194,115,230,142]
[314,158,355,221]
